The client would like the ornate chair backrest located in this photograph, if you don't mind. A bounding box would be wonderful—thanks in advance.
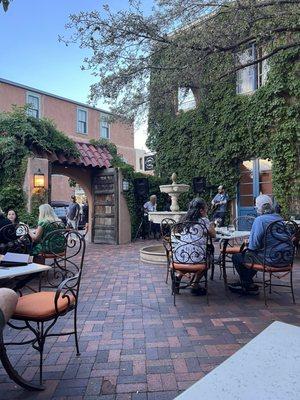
[262,220,296,267]
[289,220,300,250]
[160,218,176,241]
[0,223,32,255]
[170,220,209,265]
[160,218,176,256]
[41,229,86,291]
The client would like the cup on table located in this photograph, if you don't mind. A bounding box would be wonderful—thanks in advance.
[228,225,235,233]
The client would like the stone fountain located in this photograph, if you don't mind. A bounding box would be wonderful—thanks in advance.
[140,173,190,264]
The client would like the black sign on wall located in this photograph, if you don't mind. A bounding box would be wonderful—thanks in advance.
[144,155,156,171]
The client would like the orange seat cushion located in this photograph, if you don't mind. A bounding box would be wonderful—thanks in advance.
[223,246,242,254]
[13,291,75,321]
[172,262,208,272]
[245,263,292,272]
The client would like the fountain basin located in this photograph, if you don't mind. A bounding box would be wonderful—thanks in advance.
[140,244,167,265]
[159,184,190,194]
[148,211,186,224]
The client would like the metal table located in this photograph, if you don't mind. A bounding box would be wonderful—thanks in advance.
[216,230,251,286]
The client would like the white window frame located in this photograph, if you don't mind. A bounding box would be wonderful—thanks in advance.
[236,44,257,95]
[236,44,269,95]
[100,116,110,139]
[77,107,88,134]
[26,91,41,118]
[178,87,196,112]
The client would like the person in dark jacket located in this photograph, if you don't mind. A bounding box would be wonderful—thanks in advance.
[0,208,12,244]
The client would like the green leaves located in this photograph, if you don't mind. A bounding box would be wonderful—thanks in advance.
[149,48,300,216]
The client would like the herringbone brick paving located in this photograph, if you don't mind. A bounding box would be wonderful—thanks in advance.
[1,241,300,399]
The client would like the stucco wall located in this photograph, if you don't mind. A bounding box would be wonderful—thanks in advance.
[0,80,135,166]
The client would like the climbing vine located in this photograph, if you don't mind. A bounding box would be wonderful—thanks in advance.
[90,138,168,237]
[148,49,300,216]
[0,107,79,223]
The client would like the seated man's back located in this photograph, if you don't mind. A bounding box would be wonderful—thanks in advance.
[248,213,293,266]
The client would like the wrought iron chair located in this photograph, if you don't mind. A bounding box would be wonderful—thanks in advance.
[170,221,210,306]
[0,288,43,390]
[160,218,176,284]
[244,219,297,305]
[5,229,86,386]
[0,223,32,255]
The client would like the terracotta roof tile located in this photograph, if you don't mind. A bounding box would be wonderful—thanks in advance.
[35,141,113,169]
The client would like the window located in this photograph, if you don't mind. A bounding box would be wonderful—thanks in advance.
[77,108,88,134]
[26,92,40,118]
[257,48,269,88]
[100,118,110,139]
[236,45,256,94]
[236,44,269,94]
[178,88,196,111]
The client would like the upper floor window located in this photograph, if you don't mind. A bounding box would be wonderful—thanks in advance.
[139,157,143,170]
[100,117,110,139]
[236,44,269,94]
[26,92,40,118]
[77,108,88,134]
[178,88,196,112]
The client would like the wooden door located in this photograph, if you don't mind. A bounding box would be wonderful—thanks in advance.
[92,168,119,244]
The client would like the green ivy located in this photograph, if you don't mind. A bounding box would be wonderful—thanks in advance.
[0,107,79,222]
[148,49,300,217]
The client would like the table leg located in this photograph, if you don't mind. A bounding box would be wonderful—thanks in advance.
[222,239,229,289]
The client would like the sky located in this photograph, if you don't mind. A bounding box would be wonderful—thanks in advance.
[0,0,151,149]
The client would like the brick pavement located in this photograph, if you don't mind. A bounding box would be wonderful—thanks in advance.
[1,241,300,400]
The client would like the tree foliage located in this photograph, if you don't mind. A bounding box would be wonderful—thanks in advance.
[0,0,10,12]
[62,0,300,117]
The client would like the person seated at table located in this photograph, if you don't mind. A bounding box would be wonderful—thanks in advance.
[7,209,19,224]
[0,207,12,244]
[228,194,292,294]
[174,198,216,295]
[30,204,64,257]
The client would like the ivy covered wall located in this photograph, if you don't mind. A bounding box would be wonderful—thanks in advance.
[147,49,300,216]
[0,107,79,223]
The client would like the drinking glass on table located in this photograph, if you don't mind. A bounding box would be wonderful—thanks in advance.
[228,225,235,233]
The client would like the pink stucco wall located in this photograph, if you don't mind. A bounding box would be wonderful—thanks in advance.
[0,80,135,166]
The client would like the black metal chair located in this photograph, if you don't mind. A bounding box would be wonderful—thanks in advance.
[0,288,43,390]
[5,229,86,386]
[0,223,32,255]
[244,219,297,305]
[170,220,210,306]
[160,218,176,284]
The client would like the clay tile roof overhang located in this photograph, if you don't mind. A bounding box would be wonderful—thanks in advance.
[40,141,113,169]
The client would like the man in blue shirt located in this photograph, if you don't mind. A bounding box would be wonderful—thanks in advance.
[228,195,293,294]
[211,185,229,226]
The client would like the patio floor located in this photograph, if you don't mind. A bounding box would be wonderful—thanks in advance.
[1,240,300,400]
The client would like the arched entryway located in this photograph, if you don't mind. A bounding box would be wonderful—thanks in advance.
[24,141,131,244]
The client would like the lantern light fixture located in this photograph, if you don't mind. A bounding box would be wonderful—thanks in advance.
[34,169,45,188]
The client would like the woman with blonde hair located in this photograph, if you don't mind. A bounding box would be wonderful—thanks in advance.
[30,204,63,256]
